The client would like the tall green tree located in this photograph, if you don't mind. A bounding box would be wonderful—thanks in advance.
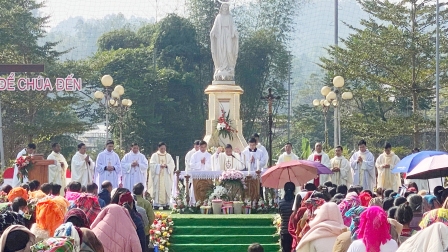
[320,0,448,148]
[88,15,204,162]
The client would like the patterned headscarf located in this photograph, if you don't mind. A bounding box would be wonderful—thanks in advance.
[419,208,448,229]
[357,206,391,252]
[72,194,101,225]
[0,211,25,235]
[64,208,90,228]
[339,192,361,226]
[344,205,366,240]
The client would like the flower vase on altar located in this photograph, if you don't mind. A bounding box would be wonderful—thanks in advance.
[233,201,244,214]
[212,199,223,214]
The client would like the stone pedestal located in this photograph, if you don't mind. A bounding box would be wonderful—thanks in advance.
[204,82,247,151]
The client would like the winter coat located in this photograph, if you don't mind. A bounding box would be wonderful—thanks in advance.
[90,204,142,252]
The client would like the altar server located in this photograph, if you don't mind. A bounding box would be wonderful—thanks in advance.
[350,139,376,191]
[376,142,401,191]
[307,142,331,186]
[185,140,200,172]
[189,141,212,171]
[95,140,121,189]
[330,145,352,187]
[242,138,267,171]
[121,143,148,191]
[218,144,243,170]
[277,143,299,164]
[12,143,36,187]
[47,143,68,195]
[71,143,95,187]
[148,142,175,209]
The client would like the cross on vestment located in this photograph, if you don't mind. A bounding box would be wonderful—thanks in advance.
[225,158,232,169]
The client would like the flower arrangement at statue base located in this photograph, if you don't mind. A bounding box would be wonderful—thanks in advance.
[219,170,245,201]
[215,109,237,140]
[150,212,174,252]
[15,156,33,183]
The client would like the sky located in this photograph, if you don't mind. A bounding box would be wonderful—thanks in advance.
[40,0,187,28]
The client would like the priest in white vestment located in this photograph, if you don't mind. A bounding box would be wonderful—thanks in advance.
[148,142,175,208]
[189,141,212,171]
[376,143,401,191]
[47,143,68,195]
[71,143,95,187]
[277,143,299,195]
[277,143,299,164]
[330,146,352,187]
[307,142,331,186]
[12,143,36,187]
[185,140,200,172]
[245,133,269,169]
[95,140,122,189]
[121,143,148,191]
[218,144,243,171]
[350,139,376,191]
[241,138,267,172]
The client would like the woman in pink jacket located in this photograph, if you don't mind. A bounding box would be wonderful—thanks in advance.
[90,204,142,252]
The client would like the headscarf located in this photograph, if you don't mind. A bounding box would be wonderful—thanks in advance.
[0,211,25,235]
[118,192,133,206]
[64,208,89,228]
[368,197,383,207]
[7,188,28,202]
[29,190,47,200]
[72,194,101,226]
[338,192,361,226]
[419,208,448,229]
[35,199,65,236]
[344,205,366,240]
[52,196,70,216]
[54,222,82,251]
[0,225,35,252]
[422,195,439,213]
[296,202,346,252]
[359,192,372,207]
[80,227,104,252]
[357,206,391,252]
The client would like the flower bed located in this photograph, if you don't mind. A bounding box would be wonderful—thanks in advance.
[150,212,174,252]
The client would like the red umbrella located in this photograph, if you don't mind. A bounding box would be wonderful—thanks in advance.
[261,160,332,189]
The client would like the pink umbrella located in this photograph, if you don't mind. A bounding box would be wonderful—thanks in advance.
[406,154,448,180]
[261,160,332,189]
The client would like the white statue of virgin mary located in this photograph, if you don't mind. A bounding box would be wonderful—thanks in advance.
[210,3,239,82]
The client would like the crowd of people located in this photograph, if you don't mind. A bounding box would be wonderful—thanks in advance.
[0,179,155,252]
[278,180,448,252]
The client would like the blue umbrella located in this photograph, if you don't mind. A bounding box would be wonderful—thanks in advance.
[391,151,448,174]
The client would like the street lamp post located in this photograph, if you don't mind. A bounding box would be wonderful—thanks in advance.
[313,76,353,147]
[94,75,132,148]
